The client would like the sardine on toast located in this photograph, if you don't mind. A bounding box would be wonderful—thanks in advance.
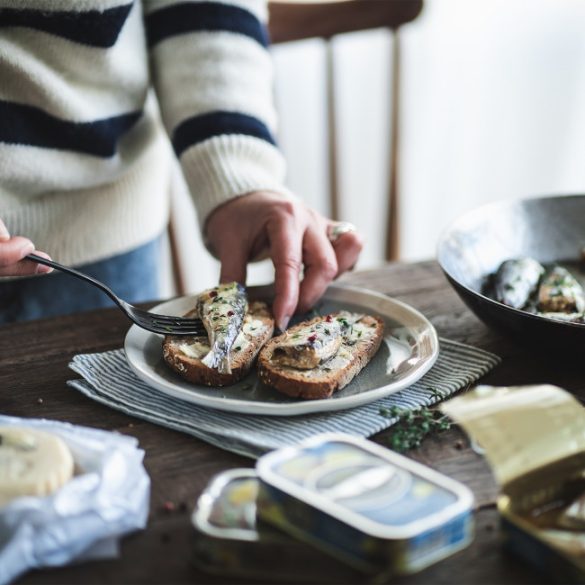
[196,282,247,374]
[270,311,365,370]
[271,316,343,369]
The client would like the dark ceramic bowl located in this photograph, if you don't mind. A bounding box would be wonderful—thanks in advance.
[436,195,585,350]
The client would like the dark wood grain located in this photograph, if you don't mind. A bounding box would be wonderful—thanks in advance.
[268,0,423,44]
[2,261,564,584]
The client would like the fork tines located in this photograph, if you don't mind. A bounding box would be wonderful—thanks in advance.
[149,314,206,336]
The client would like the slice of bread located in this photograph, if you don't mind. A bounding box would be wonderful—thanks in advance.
[258,313,384,400]
[163,300,274,387]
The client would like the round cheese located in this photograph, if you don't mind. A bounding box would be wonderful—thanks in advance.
[0,427,74,507]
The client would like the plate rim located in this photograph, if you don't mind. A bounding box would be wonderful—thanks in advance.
[123,284,439,416]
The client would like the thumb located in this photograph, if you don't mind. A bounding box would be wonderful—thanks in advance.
[218,242,248,285]
[0,218,10,241]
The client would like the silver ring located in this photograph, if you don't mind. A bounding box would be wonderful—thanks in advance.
[327,221,357,243]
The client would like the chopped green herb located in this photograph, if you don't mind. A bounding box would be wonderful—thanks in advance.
[379,406,451,452]
[427,387,444,400]
[234,346,242,352]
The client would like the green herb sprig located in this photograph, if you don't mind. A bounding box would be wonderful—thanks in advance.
[379,405,451,453]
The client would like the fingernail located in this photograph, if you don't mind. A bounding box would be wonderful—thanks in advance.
[21,241,35,255]
[36,264,53,274]
[277,315,291,332]
[0,226,9,241]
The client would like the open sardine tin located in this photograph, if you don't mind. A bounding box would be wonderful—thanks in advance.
[256,434,474,576]
[441,385,585,583]
[191,468,363,582]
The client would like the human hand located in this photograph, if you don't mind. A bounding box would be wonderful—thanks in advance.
[0,218,53,277]
[205,192,363,330]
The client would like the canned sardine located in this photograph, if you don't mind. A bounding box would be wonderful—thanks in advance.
[191,468,364,582]
[442,384,585,583]
[256,433,474,576]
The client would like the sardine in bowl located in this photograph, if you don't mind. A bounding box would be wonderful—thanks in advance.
[436,194,585,351]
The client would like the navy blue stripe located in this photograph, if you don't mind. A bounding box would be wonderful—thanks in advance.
[0,4,133,48]
[0,100,142,158]
[146,2,268,48]
[172,111,276,156]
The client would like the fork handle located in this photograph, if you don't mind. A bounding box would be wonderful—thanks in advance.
[26,253,120,305]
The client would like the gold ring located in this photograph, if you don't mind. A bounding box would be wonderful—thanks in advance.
[327,221,357,243]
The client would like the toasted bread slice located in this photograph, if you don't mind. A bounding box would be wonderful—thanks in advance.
[163,300,274,387]
[258,313,384,400]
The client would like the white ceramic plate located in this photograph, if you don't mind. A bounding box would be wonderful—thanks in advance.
[124,284,439,416]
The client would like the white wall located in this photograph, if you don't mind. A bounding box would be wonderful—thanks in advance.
[173,0,585,293]
[400,0,585,261]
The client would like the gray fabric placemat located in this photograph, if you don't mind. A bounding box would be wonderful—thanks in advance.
[68,339,500,458]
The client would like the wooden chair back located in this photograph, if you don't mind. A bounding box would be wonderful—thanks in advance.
[269,0,423,260]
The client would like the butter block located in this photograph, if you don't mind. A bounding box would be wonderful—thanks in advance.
[0,427,74,507]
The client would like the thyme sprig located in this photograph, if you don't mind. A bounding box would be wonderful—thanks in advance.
[379,405,452,453]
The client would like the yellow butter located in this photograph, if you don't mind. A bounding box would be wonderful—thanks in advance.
[0,427,74,507]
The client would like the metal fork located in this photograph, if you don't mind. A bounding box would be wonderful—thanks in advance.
[26,253,206,336]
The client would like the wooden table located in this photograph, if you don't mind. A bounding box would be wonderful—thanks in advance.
[2,260,568,584]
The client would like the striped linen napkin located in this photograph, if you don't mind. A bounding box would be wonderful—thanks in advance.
[68,339,500,459]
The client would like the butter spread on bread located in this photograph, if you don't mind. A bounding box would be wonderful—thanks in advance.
[163,300,274,387]
[258,312,384,399]
[0,427,74,507]
[177,318,269,361]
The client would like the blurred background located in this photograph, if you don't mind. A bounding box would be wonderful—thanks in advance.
[165,0,585,296]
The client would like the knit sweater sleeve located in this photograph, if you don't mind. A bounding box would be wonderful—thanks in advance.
[143,0,290,230]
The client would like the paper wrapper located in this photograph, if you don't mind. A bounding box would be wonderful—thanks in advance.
[0,415,150,585]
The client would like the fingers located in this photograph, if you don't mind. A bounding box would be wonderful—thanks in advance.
[297,225,338,314]
[27,250,54,274]
[0,236,53,276]
[331,229,363,275]
[217,235,248,286]
[267,205,303,331]
[0,236,35,269]
[0,218,10,241]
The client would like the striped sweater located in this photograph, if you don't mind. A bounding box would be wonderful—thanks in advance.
[0,0,287,267]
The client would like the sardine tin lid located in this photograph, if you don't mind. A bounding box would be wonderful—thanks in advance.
[441,384,585,488]
[256,433,474,540]
[192,468,259,542]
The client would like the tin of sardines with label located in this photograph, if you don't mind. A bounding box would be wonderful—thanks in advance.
[256,433,474,576]
[442,385,585,584]
[191,468,363,582]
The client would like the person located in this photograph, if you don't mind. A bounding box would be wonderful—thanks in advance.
[0,0,362,331]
